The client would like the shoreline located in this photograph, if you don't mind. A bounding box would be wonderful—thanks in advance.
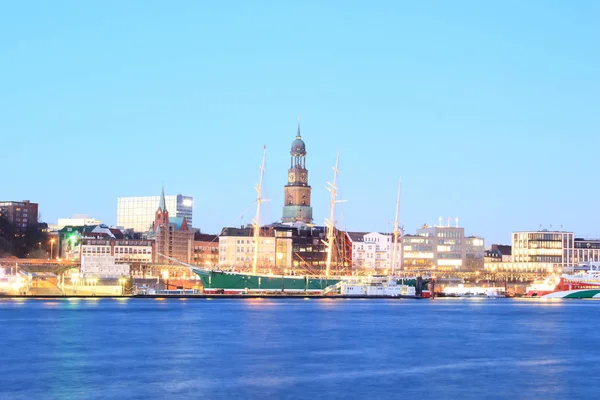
[1,294,427,300]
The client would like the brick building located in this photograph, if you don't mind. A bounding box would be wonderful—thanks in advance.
[0,200,38,232]
[151,188,193,264]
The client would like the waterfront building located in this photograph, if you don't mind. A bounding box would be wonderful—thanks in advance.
[573,237,600,264]
[282,120,313,224]
[217,223,350,274]
[280,224,350,274]
[347,232,401,271]
[484,244,512,263]
[58,224,128,260]
[402,224,484,272]
[0,200,38,232]
[80,238,153,264]
[57,224,153,263]
[193,232,219,267]
[81,255,130,279]
[218,226,283,270]
[512,231,574,272]
[497,231,600,274]
[150,188,194,264]
[117,193,193,232]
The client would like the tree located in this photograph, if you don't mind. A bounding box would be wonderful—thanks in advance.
[0,214,48,258]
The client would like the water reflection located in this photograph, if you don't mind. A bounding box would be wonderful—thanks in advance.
[0,299,598,399]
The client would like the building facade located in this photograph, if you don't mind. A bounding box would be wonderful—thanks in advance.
[484,244,512,263]
[574,238,600,264]
[217,224,350,274]
[81,255,130,279]
[117,193,193,232]
[348,232,402,271]
[282,121,313,224]
[402,225,485,272]
[217,227,284,270]
[193,233,219,267]
[51,215,102,231]
[507,231,600,273]
[80,238,154,264]
[484,232,600,276]
[512,231,574,272]
[151,189,194,264]
[0,200,38,232]
[58,224,129,260]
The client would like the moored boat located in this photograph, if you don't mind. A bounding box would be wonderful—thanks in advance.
[526,262,600,297]
[191,267,341,294]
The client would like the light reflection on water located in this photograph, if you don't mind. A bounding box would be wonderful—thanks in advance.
[0,298,598,400]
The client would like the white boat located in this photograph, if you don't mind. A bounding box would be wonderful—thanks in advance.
[331,275,416,297]
[443,285,505,298]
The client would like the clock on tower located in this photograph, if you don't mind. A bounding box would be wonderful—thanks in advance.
[282,118,313,224]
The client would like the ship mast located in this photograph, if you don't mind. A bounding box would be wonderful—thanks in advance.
[252,146,267,274]
[324,152,342,277]
[391,178,401,276]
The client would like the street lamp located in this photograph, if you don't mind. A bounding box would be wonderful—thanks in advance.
[92,277,98,295]
[118,277,126,295]
[161,270,169,291]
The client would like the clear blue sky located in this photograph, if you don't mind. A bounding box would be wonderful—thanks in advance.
[1,1,599,245]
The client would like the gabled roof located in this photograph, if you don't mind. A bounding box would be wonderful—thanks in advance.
[219,227,252,237]
[169,216,187,231]
[194,233,218,242]
[491,244,512,256]
[347,232,369,242]
[495,245,512,256]
[109,228,124,239]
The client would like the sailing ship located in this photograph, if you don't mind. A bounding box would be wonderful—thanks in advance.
[188,147,344,294]
[158,121,429,297]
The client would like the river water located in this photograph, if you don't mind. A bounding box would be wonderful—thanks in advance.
[0,298,598,399]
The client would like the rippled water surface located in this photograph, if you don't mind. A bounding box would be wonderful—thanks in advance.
[1,298,599,399]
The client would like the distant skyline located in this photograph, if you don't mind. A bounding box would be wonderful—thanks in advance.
[2,1,599,245]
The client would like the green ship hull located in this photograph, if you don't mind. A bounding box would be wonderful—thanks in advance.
[190,268,430,295]
[191,268,341,293]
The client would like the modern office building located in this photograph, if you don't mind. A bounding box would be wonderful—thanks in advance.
[484,231,581,274]
[402,224,485,272]
[0,200,38,232]
[510,230,600,273]
[512,231,573,266]
[117,193,193,232]
[573,237,600,264]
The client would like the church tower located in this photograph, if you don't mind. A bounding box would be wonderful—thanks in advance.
[154,186,169,228]
[282,118,313,224]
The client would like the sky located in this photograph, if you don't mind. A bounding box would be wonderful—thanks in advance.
[1,1,599,245]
